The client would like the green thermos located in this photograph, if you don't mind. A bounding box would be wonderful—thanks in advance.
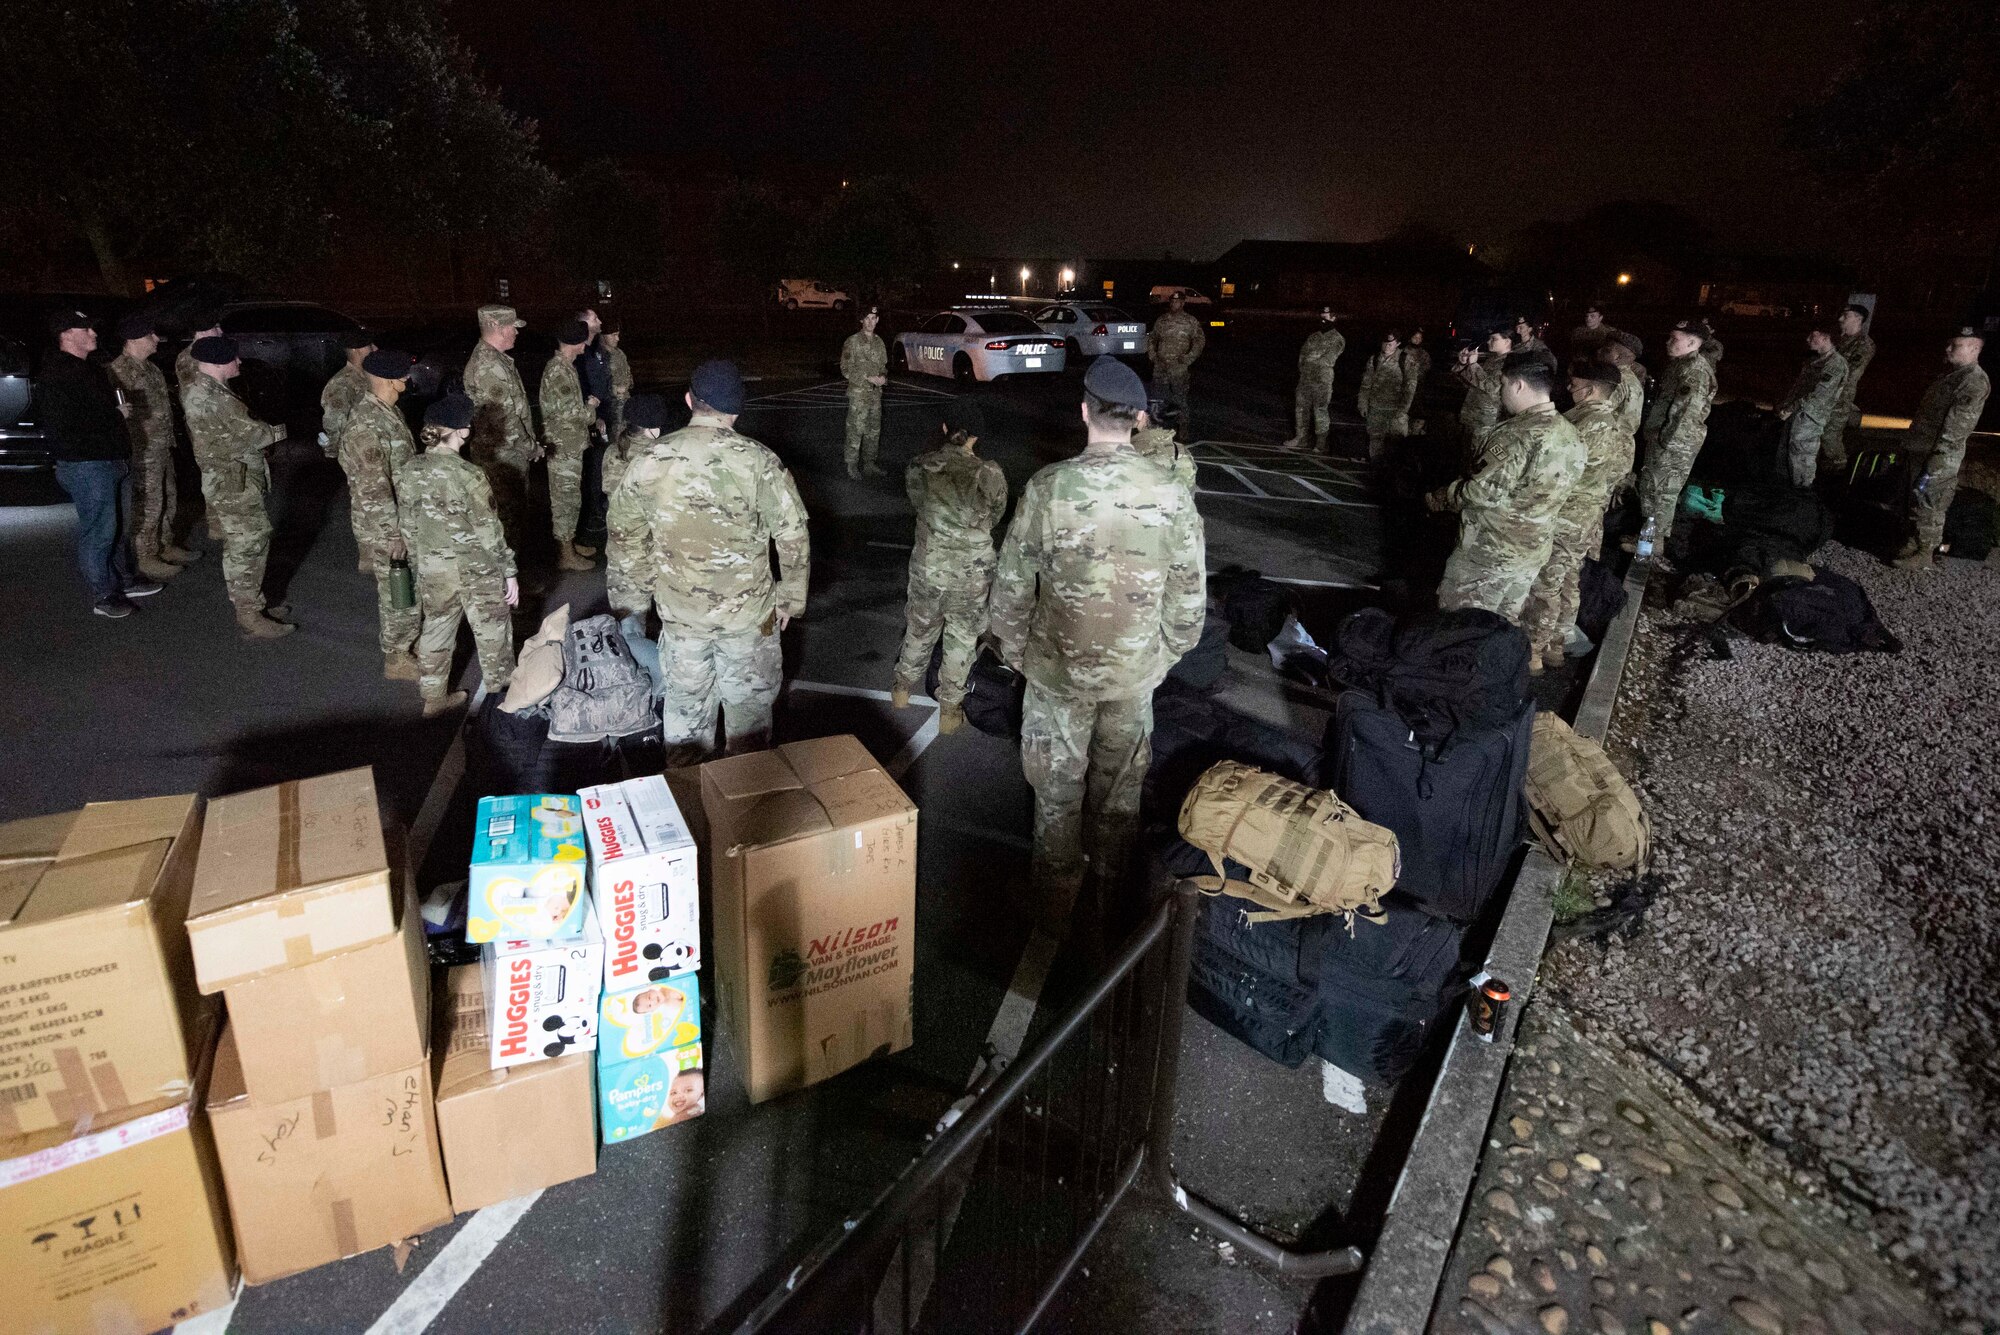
[389,556,416,610]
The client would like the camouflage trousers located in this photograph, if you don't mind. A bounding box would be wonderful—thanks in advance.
[1912,443,1967,552]
[1437,540,1549,624]
[1292,372,1333,447]
[413,556,514,701]
[1819,406,1859,475]
[198,466,271,613]
[1020,684,1154,905]
[367,541,422,657]
[844,386,882,470]
[660,626,783,758]
[1638,436,1700,543]
[1364,408,1409,461]
[1155,366,1192,436]
[482,448,534,554]
[131,437,178,558]
[1520,502,1606,657]
[892,560,993,706]
[1787,415,1830,488]
[548,441,586,541]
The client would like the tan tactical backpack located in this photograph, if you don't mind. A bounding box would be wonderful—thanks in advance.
[1176,761,1401,923]
[1523,713,1649,869]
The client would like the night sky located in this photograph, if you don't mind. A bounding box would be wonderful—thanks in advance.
[453,1,1863,259]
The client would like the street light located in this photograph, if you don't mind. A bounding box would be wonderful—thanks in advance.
[1617,272,1632,286]
[1060,266,1075,290]
[1020,266,1031,295]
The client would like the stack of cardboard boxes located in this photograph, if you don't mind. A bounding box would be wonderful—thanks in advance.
[187,768,452,1286]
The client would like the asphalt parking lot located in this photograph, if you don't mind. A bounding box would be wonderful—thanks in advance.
[1,353,1406,1334]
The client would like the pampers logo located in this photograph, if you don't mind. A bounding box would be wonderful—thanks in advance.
[499,958,533,1059]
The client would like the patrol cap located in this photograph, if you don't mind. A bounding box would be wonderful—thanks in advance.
[556,318,590,347]
[477,304,526,329]
[1569,360,1620,388]
[1613,330,1644,357]
[340,328,377,351]
[942,397,986,438]
[362,349,414,379]
[625,393,667,430]
[116,313,155,342]
[689,359,746,414]
[425,393,475,430]
[48,309,93,337]
[191,335,240,365]
[1082,355,1147,412]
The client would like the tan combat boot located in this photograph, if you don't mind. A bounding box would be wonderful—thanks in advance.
[137,554,182,581]
[236,608,294,639]
[572,541,599,558]
[383,652,421,681]
[159,544,198,564]
[421,689,469,719]
[890,679,913,709]
[557,540,594,572]
[938,703,966,735]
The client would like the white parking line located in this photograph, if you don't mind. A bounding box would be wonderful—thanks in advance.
[363,1192,545,1335]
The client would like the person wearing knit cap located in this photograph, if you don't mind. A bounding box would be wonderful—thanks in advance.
[180,335,292,638]
[1520,360,1636,669]
[319,327,378,463]
[107,313,194,576]
[542,318,597,571]
[337,349,423,680]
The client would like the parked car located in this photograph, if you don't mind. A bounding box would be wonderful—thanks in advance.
[1030,302,1147,359]
[1717,299,1791,319]
[214,301,364,436]
[774,278,853,311]
[1147,285,1213,306]
[892,308,1067,382]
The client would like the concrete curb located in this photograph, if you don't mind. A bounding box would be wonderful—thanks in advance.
[1343,558,1652,1335]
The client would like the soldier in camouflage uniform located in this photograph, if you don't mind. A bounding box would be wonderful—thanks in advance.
[395,393,519,716]
[602,318,633,441]
[1284,308,1345,452]
[1700,329,1725,369]
[607,360,810,761]
[1634,319,1717,550]
[541,319,597,571]
[1427,351,1585,622]
[1570,305,1617,363]
[990,357,1206,917]
[1600,332,1647,436]
[1822,304,1875,475]
[108,314,190,578]
[1401,328,1432,426]
[890,398,1010,734]
[1355,331,1410,461]
[1776,327,1850,487]
[463,304,538,548]
[1454,328,1513,455]
[337,349,423,680]
[1513,316,1559,377]
[603,393,666,503]
[175,316,223,393]
[1521,363,1635,668]
[1146,293,1206,443]
[1896,328,1992,569]
[840,306,889,478]
[1132,406,1199,495]
[181,337,291,638]
[319,329,375,467]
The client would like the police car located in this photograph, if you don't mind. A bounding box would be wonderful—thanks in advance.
[891,308,1067,382]
[1030,302,1147,358]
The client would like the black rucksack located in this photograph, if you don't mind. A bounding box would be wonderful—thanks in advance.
[924,644,1027,738]
[1221,574,1296,652]
[1576,558,1627,644]
[1326,690,1533,922]
[1733,569,1901,655]
[1328,607,1532,752]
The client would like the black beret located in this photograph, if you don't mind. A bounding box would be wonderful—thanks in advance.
[625,393,667,430]
[425,393,475,430]
[942,397,986,438]
[48,309,93,337]
[116,313,155,342]
[556,319,590,347]
[191,335,240,365]
[362,349,414,378]
[341,329,377,351]
[1614,331,1644,357]
[1570,360,1620,388]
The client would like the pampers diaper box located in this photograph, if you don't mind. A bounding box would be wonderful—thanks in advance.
[597,973,705,1142]
[579,777,701,988]
[480,913,604,1068]
[468,794,591,943]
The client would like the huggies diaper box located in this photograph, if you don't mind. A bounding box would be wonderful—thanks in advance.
[480,912,603,1068]
[468,795,590,943]
[579,777,701,986]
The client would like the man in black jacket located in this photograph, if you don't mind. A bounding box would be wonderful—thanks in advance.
[38,310,161,617]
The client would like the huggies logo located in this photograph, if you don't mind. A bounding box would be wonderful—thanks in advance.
[609,879,640,981]
[499,958,533,1059]
[593,814,625,861]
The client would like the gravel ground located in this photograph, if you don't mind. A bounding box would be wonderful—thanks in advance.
[1545,502,2000,1329]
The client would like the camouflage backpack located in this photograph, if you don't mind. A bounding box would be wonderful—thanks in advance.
[1523,713,1649,870]
[545,614,657,743]
[1176,761,1401,923]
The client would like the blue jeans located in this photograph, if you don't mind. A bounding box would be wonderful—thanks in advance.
[54,459,136,602]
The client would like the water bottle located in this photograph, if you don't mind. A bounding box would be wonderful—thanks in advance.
[1635,516,1657,561]
[389,557,416,610]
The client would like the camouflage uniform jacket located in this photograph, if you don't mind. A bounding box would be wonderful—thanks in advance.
[337,393,417,550]
[1700,335,1724,367]
[1563,398,1636,510]
[840,333,887,388]
[1438,401,1586,567]
[1297,327,1345,378]
[1400,346,1431,407]
[539,354,593,452]
[175,346,200,392]
[1571,324,1616,360]
[320,363,369,444]
[906,446,1008,567]
[606,414,811,633]
[464,341,536,458]
[1834,333,1874,410]
[1611,364,1647,435]
[990,442,1206,701]
[1131,426,1198,494]
[1356,353,1408,419]
[1910,363,1992,458]
[1778,350,1850,430]
[1642,353,1716,451]
[1147,310,1206,369]
[109,352,174,451]
[181,374,281,486]
[1456,351,1507,434]
[608,345,633,404]
[603,428,652,500]
[394,450,515,580]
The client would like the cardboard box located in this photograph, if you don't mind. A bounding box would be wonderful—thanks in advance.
[467,795,590,944]
[580,777,702,988]
[206,1021,451,1286]
[433,966,595,1214]
[0,795,215,1137]
[0,1082,235,1334]
[480,913,603,1068]
[597,970,700,1068]
[701,736,917,1103]
[222,884,430,1103]
[598,1042,705,1144]
[186,768,397,993]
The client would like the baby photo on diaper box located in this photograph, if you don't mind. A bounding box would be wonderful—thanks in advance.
[599,1042,706,1143]
[468,794,591,943]
[599,972,702,1064]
